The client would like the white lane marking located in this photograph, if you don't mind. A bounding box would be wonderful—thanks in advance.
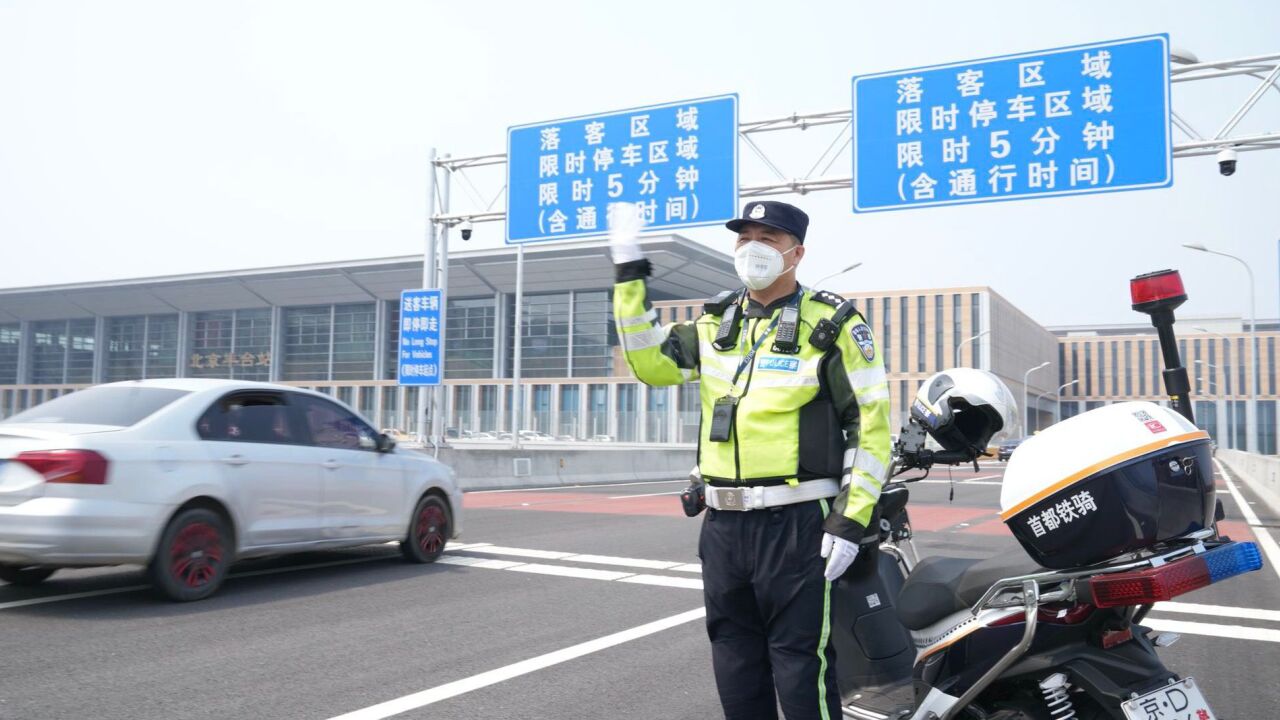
[1,541,699,612]
[449,544,700,574]
[435,542,492,551]
[1215,458,1280,584]
[507,563,634,582]
[609,490,684,499]
[559,553,683,571]
[325,607,707,720]
[963,475,1001,483]
[437,556,525,571]
[917,480,1003,486]
[458,545,574,560]
[1153,601,1280,623]
[1146,618,1280,644]
[618,574,704,590]
[467,480,687,495]
[440,550,706,590]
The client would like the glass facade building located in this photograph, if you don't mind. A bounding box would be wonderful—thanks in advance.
[1057,326,1280,452]
[2,242,1278,453]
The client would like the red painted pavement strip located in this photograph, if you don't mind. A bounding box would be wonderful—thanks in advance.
[467,493,1001,524]
[904,505,994,532]
[463,488,1259,544]
[465,491,686,518]
[1218,519,1258,543]
[955,516,1259,542]
[960,516,1012,536]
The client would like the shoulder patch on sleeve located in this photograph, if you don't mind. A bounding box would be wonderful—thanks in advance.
[850,322,876,362]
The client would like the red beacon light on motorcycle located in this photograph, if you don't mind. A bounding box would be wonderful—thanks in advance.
[1130,268,1196,423]
[1085,541,1262,608]
[1130,269,1187,315]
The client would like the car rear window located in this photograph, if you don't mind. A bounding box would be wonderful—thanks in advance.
[4,386,190,427]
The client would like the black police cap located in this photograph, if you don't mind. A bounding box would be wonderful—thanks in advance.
[725,201,809,243]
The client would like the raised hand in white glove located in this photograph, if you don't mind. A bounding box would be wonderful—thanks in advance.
[821,532,859,581]
[608,202,647,265]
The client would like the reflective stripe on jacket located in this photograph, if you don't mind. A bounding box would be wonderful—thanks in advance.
[613,263,892,540]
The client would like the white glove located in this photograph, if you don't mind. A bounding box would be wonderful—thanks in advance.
[821,532,859,581]
[608,202,646,264]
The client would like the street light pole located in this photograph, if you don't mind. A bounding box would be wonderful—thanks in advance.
[418,148,437,450]
[1023,361,1051,436]
[956,329,990,368]
[811,261,862,291]
[1195,358,1235,449]
[1034,379,1079,430]
[511,244,524,450]
[1184,243,1258,452]
[1055,379,1080,425]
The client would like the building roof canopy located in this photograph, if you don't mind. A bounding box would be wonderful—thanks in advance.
[0,236,736,321]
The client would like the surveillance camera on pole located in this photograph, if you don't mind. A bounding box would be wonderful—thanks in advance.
[460,221,474,241]
[1216,148,1237,176]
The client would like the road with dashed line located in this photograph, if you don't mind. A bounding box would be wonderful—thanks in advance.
[0,462,1277,719]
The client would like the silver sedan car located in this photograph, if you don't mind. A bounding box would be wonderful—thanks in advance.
[0,379,463,601]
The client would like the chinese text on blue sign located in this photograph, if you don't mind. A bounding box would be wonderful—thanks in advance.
[852,35,1171,212]
[507,95,738,243]
[397,289,442,386]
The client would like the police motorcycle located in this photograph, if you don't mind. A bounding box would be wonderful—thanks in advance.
[831,270,1264,720]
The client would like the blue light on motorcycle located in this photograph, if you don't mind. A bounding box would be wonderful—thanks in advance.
[1087,541,1263,608]
[1204,541,1263,583]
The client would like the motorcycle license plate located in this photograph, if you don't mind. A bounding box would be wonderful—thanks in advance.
[1121,677,1216,720]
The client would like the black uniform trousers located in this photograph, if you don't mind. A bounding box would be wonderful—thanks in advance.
[699,500,841,720]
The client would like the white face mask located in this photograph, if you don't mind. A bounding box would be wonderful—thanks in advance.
[734,241,798,291]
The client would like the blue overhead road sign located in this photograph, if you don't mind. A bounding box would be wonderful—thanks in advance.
[397,289,443,386]
[852,34,1172,212]
[507,94,738,243]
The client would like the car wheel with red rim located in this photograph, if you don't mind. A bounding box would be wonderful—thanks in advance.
[0,564,57,586]
[401,495,449,563]
[149,508,231,602]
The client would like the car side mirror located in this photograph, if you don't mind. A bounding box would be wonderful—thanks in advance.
[376,433,396,453]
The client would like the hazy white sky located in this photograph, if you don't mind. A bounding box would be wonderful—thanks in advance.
[1,0,1277,326]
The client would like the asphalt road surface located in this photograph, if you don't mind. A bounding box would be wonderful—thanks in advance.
[1,459,1277,720]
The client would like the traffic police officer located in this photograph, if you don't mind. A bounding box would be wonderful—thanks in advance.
[608,200,892,720]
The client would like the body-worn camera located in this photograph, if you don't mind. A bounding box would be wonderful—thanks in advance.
[709,396,738,442]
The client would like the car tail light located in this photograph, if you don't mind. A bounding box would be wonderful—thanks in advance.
[14,450,109,485]
[1087,542,1262,609]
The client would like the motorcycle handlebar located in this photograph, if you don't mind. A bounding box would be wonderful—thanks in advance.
[930,449,978,464]
[892,447,980,474]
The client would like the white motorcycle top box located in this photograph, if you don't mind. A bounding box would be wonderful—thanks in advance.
[1000,401,1216,569]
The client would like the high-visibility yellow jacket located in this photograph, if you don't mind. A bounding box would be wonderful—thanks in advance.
[613,260,893,541]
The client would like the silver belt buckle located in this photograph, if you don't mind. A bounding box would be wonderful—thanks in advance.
[717,487,746,510]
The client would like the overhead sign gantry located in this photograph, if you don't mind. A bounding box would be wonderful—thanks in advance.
[852,34,1173,212]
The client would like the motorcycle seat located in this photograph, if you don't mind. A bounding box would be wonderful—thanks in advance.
[896,554,1045,631]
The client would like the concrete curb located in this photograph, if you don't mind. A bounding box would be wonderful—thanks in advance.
[1218,448,1280,520]
[410,444,697,492]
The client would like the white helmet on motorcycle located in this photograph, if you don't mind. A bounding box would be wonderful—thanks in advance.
[910,368,1016,454]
